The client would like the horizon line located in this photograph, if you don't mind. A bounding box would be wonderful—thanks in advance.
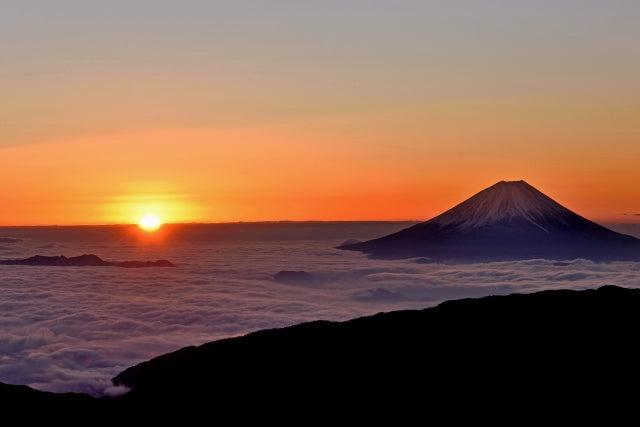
[1,219,639,228]
[0,219,425,228]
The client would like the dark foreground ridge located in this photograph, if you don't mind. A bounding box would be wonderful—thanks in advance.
[0,254,175,267]
[338,180,640,261]
[2,284,640,422]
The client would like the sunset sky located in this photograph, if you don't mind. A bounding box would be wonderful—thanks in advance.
[3,0,639,226]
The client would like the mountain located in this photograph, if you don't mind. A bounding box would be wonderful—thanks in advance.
[338,180,640,261]
[0,254,175,267]
[107,285,640,422]
[113,284,640,419]
[2,284,639,422]
[0,254,113,266]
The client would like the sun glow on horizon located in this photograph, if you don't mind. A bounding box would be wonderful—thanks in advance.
[138,215,162,231]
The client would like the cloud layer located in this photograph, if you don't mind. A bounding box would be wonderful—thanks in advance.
[1,223,639,397]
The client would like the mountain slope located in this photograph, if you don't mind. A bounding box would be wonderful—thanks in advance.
[338,180,640,261]
[110,284,640,421]
[3,284,640,422]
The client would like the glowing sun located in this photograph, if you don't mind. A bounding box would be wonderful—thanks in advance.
[138,215,162,231]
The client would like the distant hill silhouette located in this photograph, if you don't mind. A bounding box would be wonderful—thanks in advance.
[338,180,640,261]
[3,284,638,422]
[272,270,313,284]
[0,254,174,267]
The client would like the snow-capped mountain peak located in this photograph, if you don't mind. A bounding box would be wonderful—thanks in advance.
[429,180,573,232]
[338,179,640,262]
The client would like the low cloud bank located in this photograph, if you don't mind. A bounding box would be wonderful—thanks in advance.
[1,231,639,397]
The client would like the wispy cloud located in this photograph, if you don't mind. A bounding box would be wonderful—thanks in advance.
[0,237,23,243]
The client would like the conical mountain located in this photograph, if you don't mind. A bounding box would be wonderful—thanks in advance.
[338,180,640,262]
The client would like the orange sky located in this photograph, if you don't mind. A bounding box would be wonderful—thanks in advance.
[2,1,639,226]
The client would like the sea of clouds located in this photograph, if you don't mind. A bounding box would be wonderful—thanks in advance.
[1,222,640,397]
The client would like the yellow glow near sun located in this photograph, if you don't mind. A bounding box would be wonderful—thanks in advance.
[139,215,162,231]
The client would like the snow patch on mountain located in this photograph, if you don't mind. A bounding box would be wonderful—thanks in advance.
[429,180,573,232]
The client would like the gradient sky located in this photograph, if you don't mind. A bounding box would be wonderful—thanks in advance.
[3,0,639,225]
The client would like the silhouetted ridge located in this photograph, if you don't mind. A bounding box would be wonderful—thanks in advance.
[3,285,640,422]
[338,180,640,261]
[273,270,313,284]
[0,254,175,267]
[111,284,640,420]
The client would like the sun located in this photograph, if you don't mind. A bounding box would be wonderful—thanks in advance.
[138,215,162,231]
